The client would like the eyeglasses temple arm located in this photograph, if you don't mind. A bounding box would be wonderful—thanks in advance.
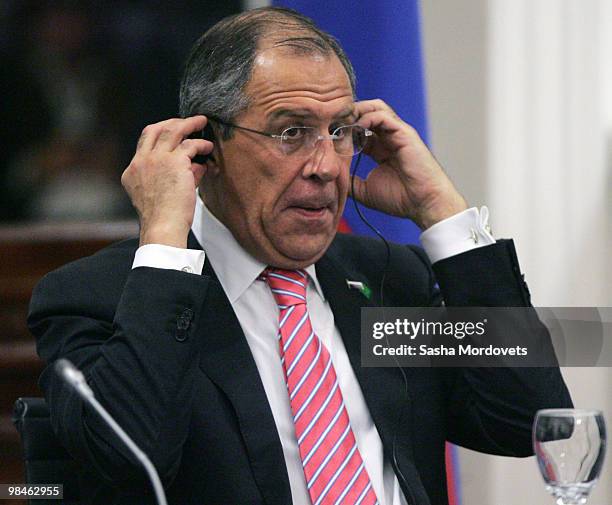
[205,115,276,139]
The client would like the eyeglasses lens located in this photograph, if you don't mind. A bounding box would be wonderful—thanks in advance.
[279,126,367,157]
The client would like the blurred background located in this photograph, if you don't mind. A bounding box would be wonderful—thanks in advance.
[1,0,610,504]
[0,0,241,222]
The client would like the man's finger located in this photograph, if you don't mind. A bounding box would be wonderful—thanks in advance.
[178,138,214,159]
[136,118,184,152]
[136,124,159,152]
[136,116,207,152]
[356,109,405,134]
[155,116,208,151]
[354,99,396,117]
[356,110,415,160]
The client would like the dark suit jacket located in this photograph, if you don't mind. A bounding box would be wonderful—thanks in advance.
[28,232,572,505]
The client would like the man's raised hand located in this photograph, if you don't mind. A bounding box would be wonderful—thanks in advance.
[121,116,213,248]
[352,99,467,230]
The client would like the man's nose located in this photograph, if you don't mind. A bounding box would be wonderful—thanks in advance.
[301,139,341,181]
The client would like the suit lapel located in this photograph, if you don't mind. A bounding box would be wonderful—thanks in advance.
[316,247,430,505]
[315,252,406,445]
[193,237,291,505]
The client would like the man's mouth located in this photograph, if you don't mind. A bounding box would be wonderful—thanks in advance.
[289,205,329,218]
[283,194,337,222]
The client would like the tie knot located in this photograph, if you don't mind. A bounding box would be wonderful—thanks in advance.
[264,268,308,308]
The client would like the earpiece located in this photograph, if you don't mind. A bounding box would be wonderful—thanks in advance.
[189,121,216,164]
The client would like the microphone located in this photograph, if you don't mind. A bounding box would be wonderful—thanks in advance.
[55,359,168,505]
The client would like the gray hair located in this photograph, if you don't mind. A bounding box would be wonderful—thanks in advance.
[178,7,356,140]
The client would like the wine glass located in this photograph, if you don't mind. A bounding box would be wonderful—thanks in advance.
[533,409,606,505]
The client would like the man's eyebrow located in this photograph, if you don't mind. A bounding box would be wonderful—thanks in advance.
[269,109,314,121]
[268,107,357,122]
[334,108,357,120]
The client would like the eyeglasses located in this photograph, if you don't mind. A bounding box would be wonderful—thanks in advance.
[209,116,372,157]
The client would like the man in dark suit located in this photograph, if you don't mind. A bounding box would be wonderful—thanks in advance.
[28,7,572,505]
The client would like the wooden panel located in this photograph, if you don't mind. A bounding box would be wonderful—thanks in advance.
[0,221,138,493]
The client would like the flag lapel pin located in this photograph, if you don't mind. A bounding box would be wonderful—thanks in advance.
[346,280,372,300]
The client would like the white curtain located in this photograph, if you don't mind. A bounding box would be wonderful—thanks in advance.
[459,1,612,504]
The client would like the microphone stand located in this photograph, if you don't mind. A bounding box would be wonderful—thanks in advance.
[55,359,168,505]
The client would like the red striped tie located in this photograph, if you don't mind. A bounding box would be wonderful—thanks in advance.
[265,268,379,505]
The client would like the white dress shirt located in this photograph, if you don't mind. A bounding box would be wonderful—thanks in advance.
[132,194,494,505]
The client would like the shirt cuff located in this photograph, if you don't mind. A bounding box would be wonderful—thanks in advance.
[420,206,496,264]
[132,244,205,274]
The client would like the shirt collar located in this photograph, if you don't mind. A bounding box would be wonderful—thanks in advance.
[192,191,325,303]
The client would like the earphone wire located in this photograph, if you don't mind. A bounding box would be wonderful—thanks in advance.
[349,153,415,504]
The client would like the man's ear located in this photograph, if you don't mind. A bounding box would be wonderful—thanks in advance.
[188,120,217,167]
[204,155,221,177]
[206,123,223,177]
